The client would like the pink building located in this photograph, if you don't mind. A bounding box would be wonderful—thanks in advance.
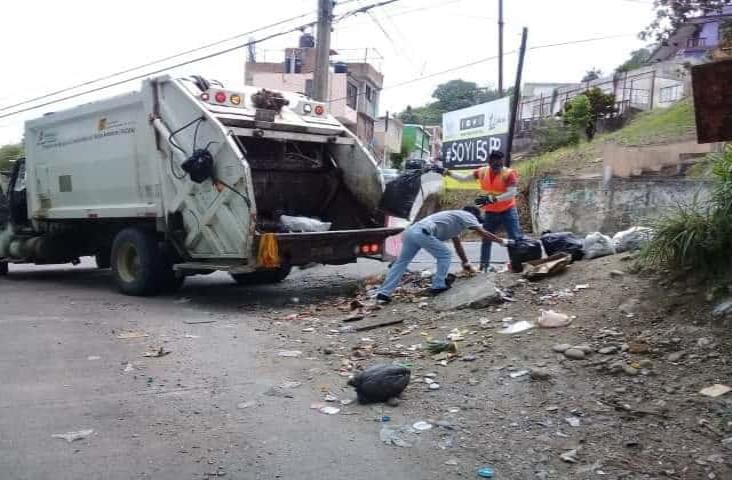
[245,40,383,145]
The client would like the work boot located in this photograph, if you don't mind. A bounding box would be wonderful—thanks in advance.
[428,274,456,296]
[376,293,392,304]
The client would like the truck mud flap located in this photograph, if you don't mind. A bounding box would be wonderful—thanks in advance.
[264,227,403,266]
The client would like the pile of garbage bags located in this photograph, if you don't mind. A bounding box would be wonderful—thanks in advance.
[536,226,653,263]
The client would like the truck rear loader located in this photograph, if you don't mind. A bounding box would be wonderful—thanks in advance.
[0,75,401,295]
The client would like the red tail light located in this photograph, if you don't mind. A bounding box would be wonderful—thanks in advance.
[214,91,227,103]
[314,105,325,115]
[369,243,379,253]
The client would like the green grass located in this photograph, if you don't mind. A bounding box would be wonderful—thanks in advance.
[605,99,696,146]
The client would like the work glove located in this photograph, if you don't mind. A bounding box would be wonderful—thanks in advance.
[475,195,497,206]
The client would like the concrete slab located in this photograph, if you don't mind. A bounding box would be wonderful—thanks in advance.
[432,273,502,311]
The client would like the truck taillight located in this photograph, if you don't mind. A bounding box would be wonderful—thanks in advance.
[230,94,241,105]
[214,91,227,103]
[200,92,210,101]
[314,105,325,115]
[358,243,380,255]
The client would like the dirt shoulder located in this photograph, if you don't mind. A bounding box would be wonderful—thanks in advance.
[264,253,732,479]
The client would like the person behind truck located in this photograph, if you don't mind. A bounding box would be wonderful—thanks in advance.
[375,207,508,304]
[443,150,522,271]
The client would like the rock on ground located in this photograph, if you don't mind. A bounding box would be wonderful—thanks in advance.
[432,274,503,311]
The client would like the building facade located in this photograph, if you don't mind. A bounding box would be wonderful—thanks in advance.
[373,116,404,167]
[649,6,732,62]
[402,125,432,161]
[245,37,383,145]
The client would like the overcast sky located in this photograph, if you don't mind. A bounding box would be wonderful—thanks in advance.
[0,0,655,144]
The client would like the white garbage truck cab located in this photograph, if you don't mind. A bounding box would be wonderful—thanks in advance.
[0,75,402,295]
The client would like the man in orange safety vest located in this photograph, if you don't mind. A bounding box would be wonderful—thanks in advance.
[444,150,523,271]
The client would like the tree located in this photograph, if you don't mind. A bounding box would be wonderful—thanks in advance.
[582,68,602,83]
[0,143,23,172]
[642,1,729,41]
[616,48,652,73]
[584,88,617,120]
[398,79,512,126]
[563,95,591,144]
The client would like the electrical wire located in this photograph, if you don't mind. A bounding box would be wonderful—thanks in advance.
[0,0,401,121]
[0,11,318,114]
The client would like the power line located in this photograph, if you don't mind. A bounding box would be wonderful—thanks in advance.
[0,10,317,114]
[0,0,401,121]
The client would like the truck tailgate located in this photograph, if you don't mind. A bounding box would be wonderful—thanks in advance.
[264,227,403,266]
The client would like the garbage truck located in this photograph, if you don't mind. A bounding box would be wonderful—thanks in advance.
[0,75,403,295]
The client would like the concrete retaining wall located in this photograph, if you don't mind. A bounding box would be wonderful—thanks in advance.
[529,176,712,234]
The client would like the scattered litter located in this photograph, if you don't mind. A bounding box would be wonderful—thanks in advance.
[522,253,572,280]
[560,448,580,463]
[115,331,148,340]
[429,383,441,390]
[479,317,491,327]
[573,284,590,291]
[537,309,572,328]
[445,458,459,466]
[477,466,495,478]
[699,384,731,398]
[183,320,216,325]
[348,364,411,404]
[499,320,535,334]
[379,415,391,422]
[324,394,338,402]
[424,378,435,385]
[318,406,340,415]
[282,313,299,321]
[87,356,101,361]
[51,429,94,443]
[123,362,134,373]
[565,416,581,427]
[183,334,200,339]
[426,340,457,354]
[540,231,585,260]
[380,425,416,448]
[279,381,302,389]
[277,350,303,358]
[173,297,191,304]
[447,328,468,341]
[340,399,354,406]
[280,215,331,233]
[420,270,433,279]
[143,347,170,358]
[412,421,433,431]
[509,370,530,379]
[352,318,405,332]
[237,401,255,409]
[301,327,315,333]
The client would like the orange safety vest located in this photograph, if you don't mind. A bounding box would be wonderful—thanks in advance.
[477,167,517,213]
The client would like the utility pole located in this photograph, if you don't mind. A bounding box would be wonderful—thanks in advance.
[498,0,504,97]
[313,0,334,102]
[506,27,528,168]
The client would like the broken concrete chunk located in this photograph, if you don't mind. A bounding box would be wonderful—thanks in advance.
[433,274,503,311]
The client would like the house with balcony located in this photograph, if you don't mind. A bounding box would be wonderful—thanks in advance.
[649,5,732,62]
[245,35,384,145]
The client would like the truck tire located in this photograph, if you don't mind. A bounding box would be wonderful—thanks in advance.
[230,265,292,286]
[95,250,111,269]
[111,228,166,296]
[0,261,8,276]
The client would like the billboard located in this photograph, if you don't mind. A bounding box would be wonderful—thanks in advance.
[441,97,510,169]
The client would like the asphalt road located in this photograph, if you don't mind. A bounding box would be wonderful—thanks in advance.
[0,240,503,480]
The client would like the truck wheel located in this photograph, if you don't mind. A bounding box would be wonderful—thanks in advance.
[0,261,8,276]
[231,265,292,286]
[95,250,111,269]
[111,228,165,296]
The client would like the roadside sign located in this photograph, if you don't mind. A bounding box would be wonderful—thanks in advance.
[441,97,511,169]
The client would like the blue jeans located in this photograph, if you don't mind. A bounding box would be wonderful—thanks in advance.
[377,226,452,297]
[481,207,523,269]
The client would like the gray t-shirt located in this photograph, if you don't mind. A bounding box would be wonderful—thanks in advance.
[414,210,481,241]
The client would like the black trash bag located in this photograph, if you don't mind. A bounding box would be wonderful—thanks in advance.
[507,238,542,272]
[379,170,423,219]
[347,364,411,404]
[540,231,585,261]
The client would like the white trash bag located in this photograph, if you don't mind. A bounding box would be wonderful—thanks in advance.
[583,232,616,260]
[612,226,653,253]
[280,215,332,233]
